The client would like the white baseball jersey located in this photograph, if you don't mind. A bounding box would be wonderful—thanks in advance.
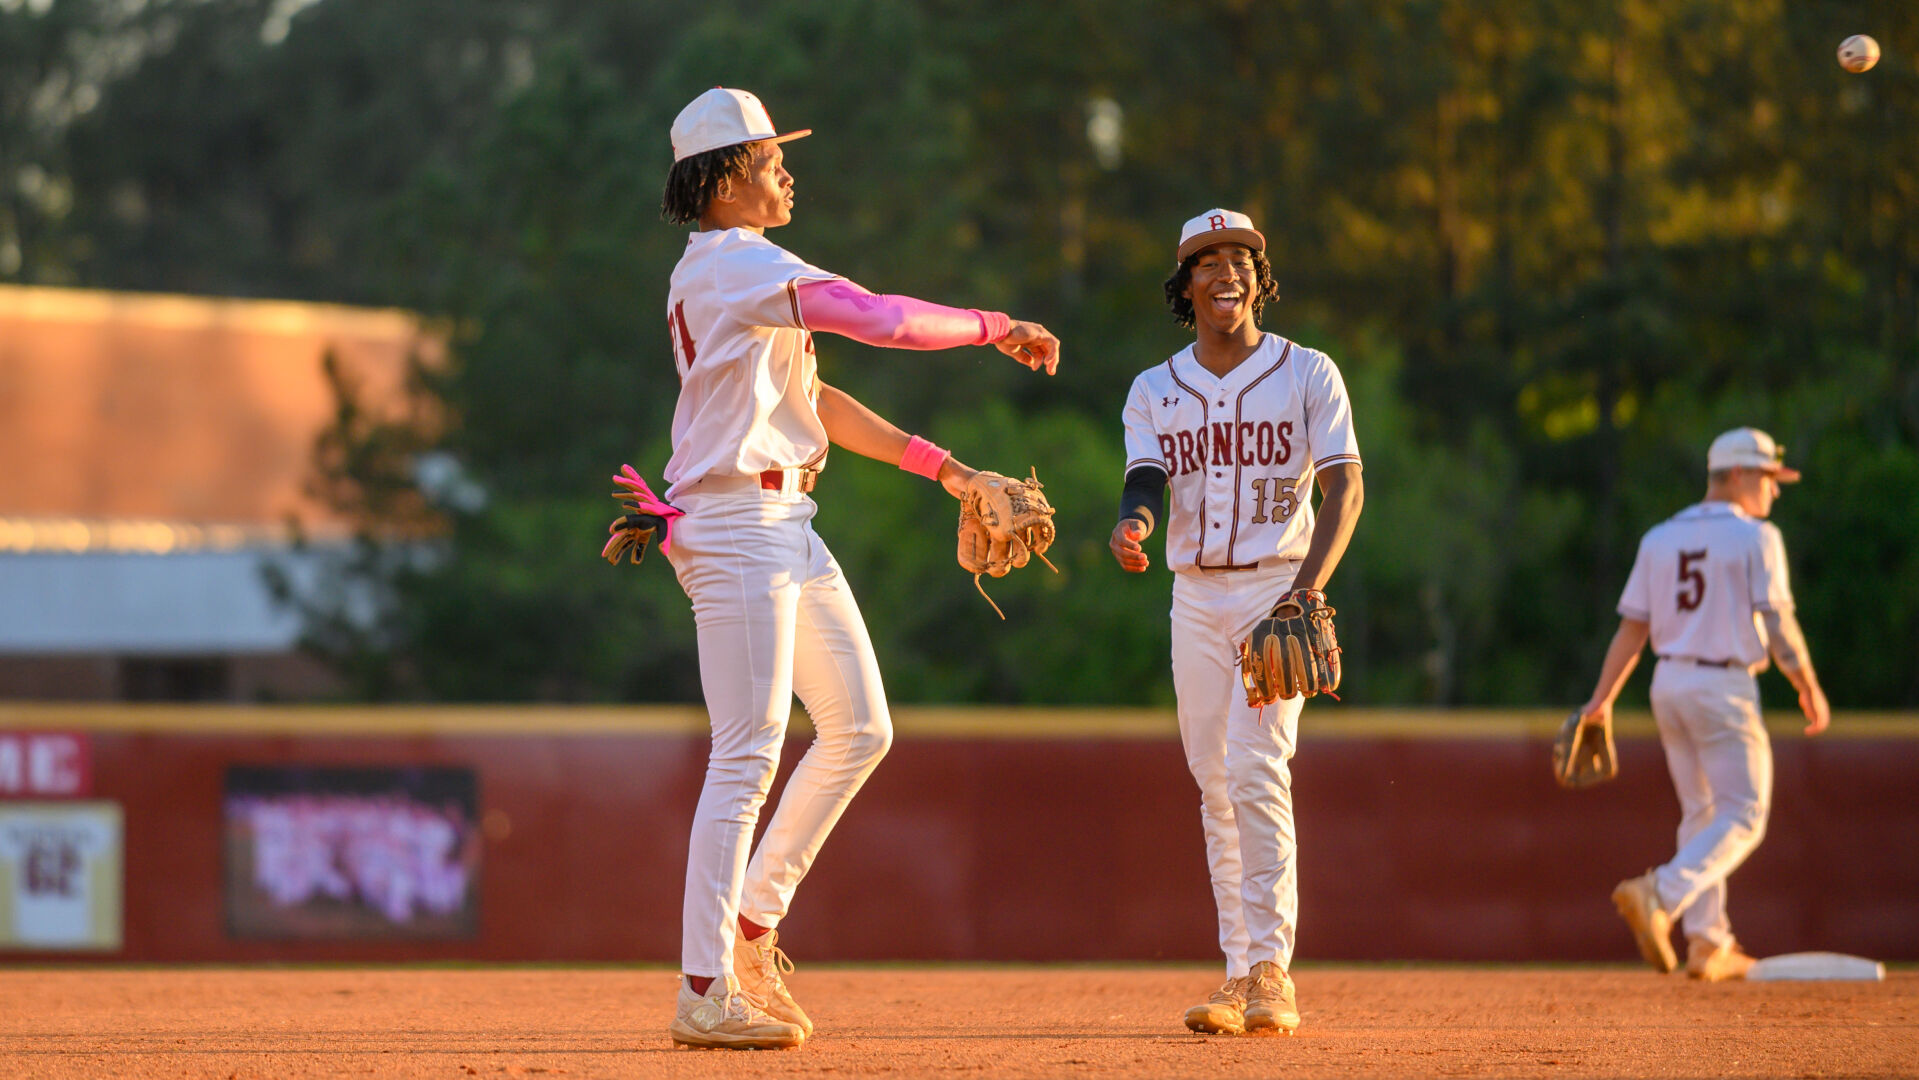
[1617,501,1794,667]
[1122,334,1361,572]
[662,228,841,499]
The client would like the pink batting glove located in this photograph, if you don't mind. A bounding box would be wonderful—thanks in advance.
[611,464,685,555]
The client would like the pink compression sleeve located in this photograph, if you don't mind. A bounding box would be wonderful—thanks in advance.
[796,279,1010,349]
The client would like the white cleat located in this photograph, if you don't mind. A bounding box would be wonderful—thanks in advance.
[1184,974,1251,1035]
[1242,961,1300,1035]
[734,929,814,1037]
[668,975,804,1050]
[1612,871,1678,974]
[1686,937,1756,982]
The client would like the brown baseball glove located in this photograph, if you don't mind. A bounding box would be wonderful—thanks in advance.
[956,467,1057,618]
[1240,589,1343,706]
[1551,710,1618,789]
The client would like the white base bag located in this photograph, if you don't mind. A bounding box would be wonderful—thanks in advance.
[1747,952,1885,982]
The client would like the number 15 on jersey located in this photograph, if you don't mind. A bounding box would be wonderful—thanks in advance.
[1249,476,1300,525]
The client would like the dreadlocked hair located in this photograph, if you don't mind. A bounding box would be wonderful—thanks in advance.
[1162,248,1280,330]
[660,142,757,225]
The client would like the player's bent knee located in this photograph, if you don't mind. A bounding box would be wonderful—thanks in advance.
[1186,759,1230,792]
[1198,789,1235,818]
[1226,768,1288,810]
[1225,748,1290,787]
[1722,800,1768,838]
[708,748,783,791]
[845,723,893,765]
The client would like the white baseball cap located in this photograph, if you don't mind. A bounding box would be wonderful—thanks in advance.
[670,87,811,163]
[1707,427,1801,482]
[1177,208,1266,262]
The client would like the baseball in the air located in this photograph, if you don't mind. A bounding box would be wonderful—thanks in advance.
[1838,35,1880,74]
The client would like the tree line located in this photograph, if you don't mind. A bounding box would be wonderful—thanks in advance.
[5,0,1914,706]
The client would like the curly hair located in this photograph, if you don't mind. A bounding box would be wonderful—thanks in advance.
[660,141,757,225]
[1162,248,1280,330]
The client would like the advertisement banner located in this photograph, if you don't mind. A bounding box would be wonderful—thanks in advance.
[0,732,92,797]
[223,766,480,941]
[0,801,123,950]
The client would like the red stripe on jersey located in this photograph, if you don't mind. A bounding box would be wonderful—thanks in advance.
[670,300,698,378]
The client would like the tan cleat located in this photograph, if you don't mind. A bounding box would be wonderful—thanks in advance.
[1686,937,1755,982]
[1612,871,1678,973]
[1183,974,1251,1035]
[668,975,805,1050]
[734,929,813,1037]
[1242,961,1300,1034]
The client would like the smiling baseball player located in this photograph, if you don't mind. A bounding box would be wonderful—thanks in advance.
[1578,427,1830,982]
[641,87,1059,1050]
[1110,209,1363,1035]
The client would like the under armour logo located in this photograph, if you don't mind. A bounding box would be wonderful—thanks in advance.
[1208,215,1226,230]
[1162,395,1180,408]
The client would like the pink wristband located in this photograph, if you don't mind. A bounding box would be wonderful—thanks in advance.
[974,310,1011,344]
[900,435,949,481]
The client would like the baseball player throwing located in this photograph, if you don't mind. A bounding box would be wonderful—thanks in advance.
[1578,427,1829,981]
[644,88,1059,1049]
[1111,210,1363,1035]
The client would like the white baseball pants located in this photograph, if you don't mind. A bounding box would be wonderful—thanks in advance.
[1648,660,1773,948]
[1170,566,1308,977]
[666,485,893,978]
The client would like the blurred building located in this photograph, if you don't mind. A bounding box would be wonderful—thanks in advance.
[0,285,440,701]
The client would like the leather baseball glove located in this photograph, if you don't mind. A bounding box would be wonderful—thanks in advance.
[1240,589,1343,706]
[602,464,683,567]
[1551,710,1618,789]
[957,467,1057,618]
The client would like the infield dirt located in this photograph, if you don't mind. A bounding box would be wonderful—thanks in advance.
[4,966,1912,1078]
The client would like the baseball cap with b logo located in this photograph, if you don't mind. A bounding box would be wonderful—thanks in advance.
[1707,427,1801,482]
[1177,208,1266,262]
[670,87,812,163]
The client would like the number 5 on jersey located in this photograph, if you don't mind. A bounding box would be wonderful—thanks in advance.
[1676,549,1707,611]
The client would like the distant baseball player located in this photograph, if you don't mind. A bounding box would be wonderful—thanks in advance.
[1577,427,1830,981]
[1110,209,1363,1035]
[639,87,1060,1049]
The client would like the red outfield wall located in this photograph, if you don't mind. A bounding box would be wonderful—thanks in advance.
[2,706,1914,964]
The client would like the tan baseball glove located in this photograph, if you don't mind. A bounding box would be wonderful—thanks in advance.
[1240,589,1343,706]
[1551,710,1618,789]
[956,467,1057,618]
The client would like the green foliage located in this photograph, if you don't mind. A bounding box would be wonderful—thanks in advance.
[8,0,1917,704]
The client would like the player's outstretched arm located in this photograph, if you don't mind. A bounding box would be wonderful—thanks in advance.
[795,280,1059,374]
[1578,617,1650,727]
[1290,463,1363,593]
[815,381,980,495]
[815,379,920,464]
[1761,608,1831,735]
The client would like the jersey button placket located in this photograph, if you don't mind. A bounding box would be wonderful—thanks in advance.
[1211,395,1226,534]
[1209,388,1228,490]
[1211,394,1226,531]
